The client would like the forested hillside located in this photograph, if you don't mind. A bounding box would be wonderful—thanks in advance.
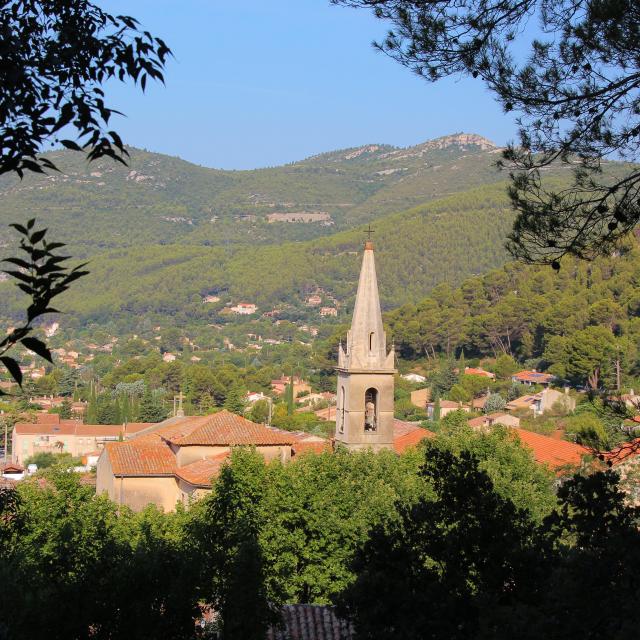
[0,133,506,257]
[387,239,640,388]
[1,182,516,327]
[0,133,629,333]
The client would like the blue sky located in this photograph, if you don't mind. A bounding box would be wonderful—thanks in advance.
[100,0,516,170]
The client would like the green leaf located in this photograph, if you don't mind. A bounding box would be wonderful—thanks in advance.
[20,337,53,363]
[0,356,22,386]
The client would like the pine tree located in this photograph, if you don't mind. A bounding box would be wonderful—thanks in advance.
[286,378,295,416]
[224,386,246,415]
[86,383,98,424]
[138,388,167,423]
[59,398,72,420]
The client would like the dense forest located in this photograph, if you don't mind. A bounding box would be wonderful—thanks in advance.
[386,238,640,390]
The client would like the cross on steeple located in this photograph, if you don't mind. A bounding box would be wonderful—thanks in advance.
[364,224,375,241]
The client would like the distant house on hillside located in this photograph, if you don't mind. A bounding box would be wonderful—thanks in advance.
[410,388,430,408]
[306,294,322,306]
[426,400,470,419]
[319,307,337,317]
[468,412,520,431]
[464,366,495,379]
[401,373,427,384]
[506,388,575,416]
[230,302,258,315]
[512,370,555,387]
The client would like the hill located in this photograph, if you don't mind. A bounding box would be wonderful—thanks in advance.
[0,133,506,258]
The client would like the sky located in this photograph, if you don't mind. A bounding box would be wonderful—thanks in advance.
[99,0,517,170]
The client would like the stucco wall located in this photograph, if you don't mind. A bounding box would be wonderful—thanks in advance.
[176,445,230,466]
[118,476,180,512]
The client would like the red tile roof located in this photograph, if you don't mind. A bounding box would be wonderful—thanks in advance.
[14,422,78,436]
[1,463,24,474]
[165,411,294,446]
[464,367,495,378]
[393,419,434,453]
[104,440,176,476]
[510,428,588,470]
[174,453,230,487]
[600,438,640,466]
[512,370,555,384]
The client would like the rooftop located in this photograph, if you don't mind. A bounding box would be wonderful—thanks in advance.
[510,428,588,470]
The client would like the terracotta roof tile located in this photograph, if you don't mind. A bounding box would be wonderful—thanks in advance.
[510,428,588,470]
[175,453,230,487]
[13,422,77,436]
[512,370,555,383]
[105,440,176,476]
[600,438,640,466]
[166,411,294,446]
[393,420,434,453]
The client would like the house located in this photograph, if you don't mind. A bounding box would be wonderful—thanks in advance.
[468,412,520,431]
[12,416,152,465]
[266,604,353,640]
[471,395,489,411]
[245,391,268,405]
[506,388,575,416]
[393,420,435,453]
[271,376,311,398]
[163,352,177,363]
[410,388,430,408]
[464,366,495,379]
[230,302,258,315]
[306,294,322,306]
[1,463,25,481]
[401,373,427,384]
[96,411,295,511]
[320,307,337,317]
[202,295,220,303]
[512,370,555,387]
[509,428,588,472]
[426,400,470,419]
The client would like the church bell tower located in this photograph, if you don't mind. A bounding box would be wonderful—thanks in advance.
[335,236,395,451]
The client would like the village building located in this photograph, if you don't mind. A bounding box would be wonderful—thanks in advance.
[96,411,295,511]
[401,372,427,384]
[230,302,258,315]
[306,294,322,306]
[464,366,495,379]
[335,239,397,451]
[506,387,575,416]
[319,306,338,317]
[12,414,151,465]
[509,428,588,472]
[426,400,470,419]
[410,387,430,409]
[270,376,311,397]
[468,412,520,431]
[512,370,555,386]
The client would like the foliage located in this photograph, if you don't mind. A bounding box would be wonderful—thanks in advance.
[0,471,200,639]
[334,0,640,264]
[388,244,640,391]
[0,220,87,388]
[484,392,506,414]
[0,0,171,175]
[338,447,640,639]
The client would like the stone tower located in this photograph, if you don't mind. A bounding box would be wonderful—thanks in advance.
[335,239,396,450]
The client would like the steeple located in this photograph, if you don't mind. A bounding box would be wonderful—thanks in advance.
[335,236,395,451]
[338,240,394,371]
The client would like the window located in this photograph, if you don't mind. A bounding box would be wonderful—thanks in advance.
[364,388,378,432]
[369,332,375,352]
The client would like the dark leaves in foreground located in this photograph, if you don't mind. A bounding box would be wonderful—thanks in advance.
[0,219,88,391]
